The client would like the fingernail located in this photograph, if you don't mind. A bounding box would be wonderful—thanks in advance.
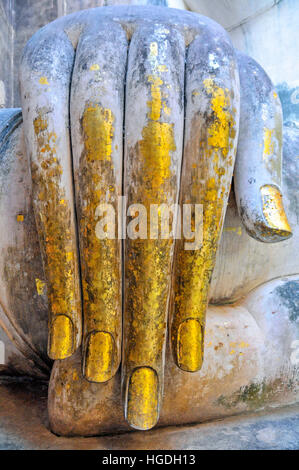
[84,331,115,383]
[261,185,292,239]
[177,318,203,372]
[48,315,74,360]
[127,367,159,430]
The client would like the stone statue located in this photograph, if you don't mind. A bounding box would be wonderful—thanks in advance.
[0,5,298,436]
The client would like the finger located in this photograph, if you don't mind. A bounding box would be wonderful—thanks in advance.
[20,26,82,360]
[234,51,292,243]
[123,25,185,430]
[70,22,127,382]
[171,30,240,372]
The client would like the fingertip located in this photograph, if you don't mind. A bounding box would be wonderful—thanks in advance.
[176,318,203,372]
[83,331,117,383]
[48,315,75,360]
[126,367,159,431]
[260,184,292,241]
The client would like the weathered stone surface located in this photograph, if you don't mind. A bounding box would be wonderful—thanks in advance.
[1,376,299,449]
[0,1,181,108]
[0,0,61,108]
[0,1,13,107]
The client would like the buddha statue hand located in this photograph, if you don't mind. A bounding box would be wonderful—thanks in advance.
[0,6,293,432]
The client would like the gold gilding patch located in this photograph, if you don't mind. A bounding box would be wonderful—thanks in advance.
[203,79,234,157]
[147,75,163,121]
[49,315,74,359]
[261,184,292,238]
[84,331,114,383]
[140,74,176,196]
[224,226,242,236]
[80,104,121,382]
[140,121,175,195]
[263,128,274,157]
[35,278,46,296]
[90,64,100,71]
[39,76,49,85]
[127,367,158,430]
[157,64,168,73]
[33,112,81,359]
[83,106,114,161]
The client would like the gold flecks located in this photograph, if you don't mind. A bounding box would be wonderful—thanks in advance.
[127,367,158,430]
[227,341,249,356]
[261,184,292,237]
[163,104,171,116]
[157,64,168,72]
[16,214,24,222]
[147,75,163,121]
[35,278,46,296]
[66,251,73,262]
[90,64,100,71]
[39,76,49,85]
[80,103,121,381]
[224,226,242,236]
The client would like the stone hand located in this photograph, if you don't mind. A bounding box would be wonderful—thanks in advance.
[19,6,291,430]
